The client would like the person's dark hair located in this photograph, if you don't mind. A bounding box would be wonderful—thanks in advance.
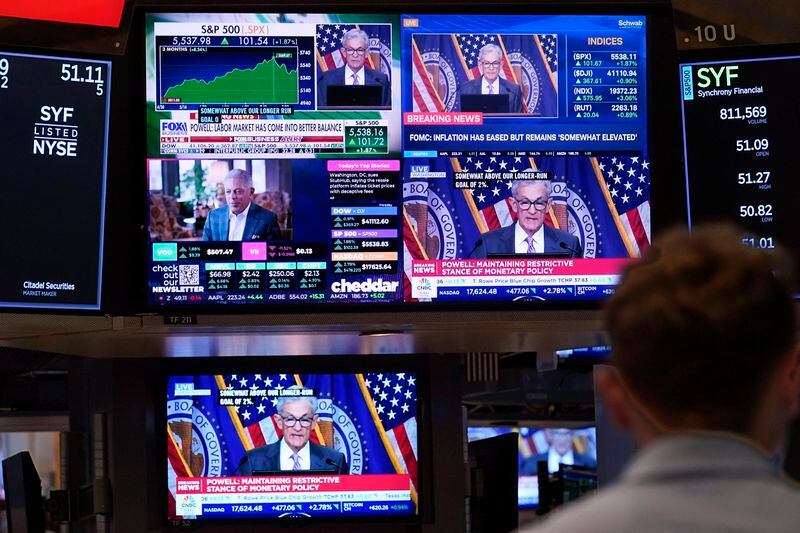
[605,224,797,432]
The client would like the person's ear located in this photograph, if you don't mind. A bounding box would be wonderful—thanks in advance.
[509,197,519,215]
[311,414,319,429]
[596,365,634,431]
[273,413,284,430]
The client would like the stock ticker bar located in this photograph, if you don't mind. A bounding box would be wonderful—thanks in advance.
[681,56,800,258]
[174,474,414,519]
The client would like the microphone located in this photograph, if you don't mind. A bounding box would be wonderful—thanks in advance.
[232,454,249,476]
[325,457,345,474]
[559,240,581,258]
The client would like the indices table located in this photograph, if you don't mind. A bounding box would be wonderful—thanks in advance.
[680,55,800,258]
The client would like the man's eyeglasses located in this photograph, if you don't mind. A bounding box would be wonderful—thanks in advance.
[280,416,313,428]
[343,47,367,56]
[480,60,502,69]
[514,197,548,212]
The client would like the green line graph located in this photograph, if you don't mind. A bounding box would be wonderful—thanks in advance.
[163,57,298,104]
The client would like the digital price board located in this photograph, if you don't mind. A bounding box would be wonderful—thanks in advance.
[680,55,800,259]
[0,51,110,309]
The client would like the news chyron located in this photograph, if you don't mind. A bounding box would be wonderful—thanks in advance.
[0,52,110,309]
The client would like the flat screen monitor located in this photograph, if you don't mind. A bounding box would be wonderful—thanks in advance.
[0,51,110,310]
[144,13,650,307]
[467,426,596,509]
[680,52,800,269]
[167,372,419,522]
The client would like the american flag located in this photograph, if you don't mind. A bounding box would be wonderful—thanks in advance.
[224,373,295,448]
[363,372,418,490]
[455,33,516,82]
[595,155,651,254]
[539,34,558,74]
[410,37,446,112]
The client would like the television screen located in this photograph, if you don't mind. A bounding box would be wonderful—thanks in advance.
[680,53,800,265]
[467,426,596,508]
[167,372,419,521]
[145,13,650,307]
[0,51,110,309]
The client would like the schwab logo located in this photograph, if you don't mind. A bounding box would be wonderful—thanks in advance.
[618,19,644,28]
[331,278,400,293]
[161,121,188,134]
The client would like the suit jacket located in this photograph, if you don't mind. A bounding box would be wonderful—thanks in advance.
[519,451,597,476]
[317,65,390,107]
[456,76,523,113]
[201,202,281,242]
[522,434,800,533]
[469,224,582,259]
[238,440,349,475]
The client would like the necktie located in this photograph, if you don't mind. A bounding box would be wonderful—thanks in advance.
[487,82,494,94]
[526,236,536,254]
[351,73,359,85]
[292,453,301,470]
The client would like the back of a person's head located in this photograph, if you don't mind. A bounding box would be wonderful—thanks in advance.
[606,224,797,432]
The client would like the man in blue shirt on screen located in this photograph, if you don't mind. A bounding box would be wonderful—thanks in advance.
[525,225,800,532]
[201,169,281,242]
[239,387,348,475]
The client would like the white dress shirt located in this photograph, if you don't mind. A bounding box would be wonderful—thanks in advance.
[481,76,498,95]
[547,448,575,473]
[227,202,251,241]
[279,438,310,470]
[514,223,545,254]
[344,66,365,86]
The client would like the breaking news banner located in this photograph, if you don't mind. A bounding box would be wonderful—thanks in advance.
[167,373,419,520]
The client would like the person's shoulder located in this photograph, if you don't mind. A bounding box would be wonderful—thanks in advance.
[320,66,345,82]
[500,77,521,90]
[544,225,577,242]
[248,440,279,458]
[520,486,640,533]
[208,205,229,219]
[481,225,510,242]
[365,66,388,81]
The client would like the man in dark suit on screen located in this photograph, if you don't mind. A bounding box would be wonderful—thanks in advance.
[456,43,523,114]
[317,28,390,108]
[239,387,349,475]
[519,429,596,476]
[469,180,582,259]
[201,169,281,242]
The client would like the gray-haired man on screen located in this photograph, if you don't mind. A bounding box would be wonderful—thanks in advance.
[317,28,390,108]
[469,180,581,258]
[456,43,523,113]
[524,225,800,532]
[239,386,348,475]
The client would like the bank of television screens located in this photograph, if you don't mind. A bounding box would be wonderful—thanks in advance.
[146,13,650,306]
[167,372,419,521]
[0,51,110,309]
[467,426,596,508]
[680,53,800,266]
